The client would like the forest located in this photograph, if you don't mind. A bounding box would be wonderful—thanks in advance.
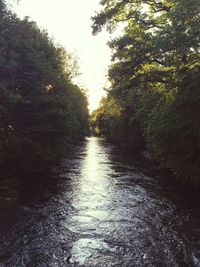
[0,0,89,172]
[0,0,200,187]
[1,1,200,266]
[91,0,200,185]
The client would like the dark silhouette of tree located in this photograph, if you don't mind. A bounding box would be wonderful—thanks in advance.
[0,0,89,172]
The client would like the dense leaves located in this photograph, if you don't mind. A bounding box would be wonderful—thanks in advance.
[92,0,200,184]
[0,0,89,172]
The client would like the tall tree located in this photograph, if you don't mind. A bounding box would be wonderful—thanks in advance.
[92,0,200,184]
[0,1,89,172]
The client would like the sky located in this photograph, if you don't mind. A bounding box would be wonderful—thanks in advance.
[11,0,112,112]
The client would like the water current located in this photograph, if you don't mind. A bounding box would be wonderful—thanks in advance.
[0,137,200,267]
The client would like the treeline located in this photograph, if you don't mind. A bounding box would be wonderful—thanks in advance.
[91,0,200,185]
[0,0,89,172]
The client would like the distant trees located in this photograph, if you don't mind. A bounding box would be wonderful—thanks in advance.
[92,0,200,184]
[0,0,89,171]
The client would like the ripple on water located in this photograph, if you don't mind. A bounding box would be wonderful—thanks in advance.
[1,137,200,266]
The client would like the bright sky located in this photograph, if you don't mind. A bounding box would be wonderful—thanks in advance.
[11,0,112,112]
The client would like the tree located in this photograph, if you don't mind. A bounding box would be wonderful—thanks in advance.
[0,1,89,172]
[92,0,200,184]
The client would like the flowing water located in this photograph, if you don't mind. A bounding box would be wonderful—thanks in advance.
[0,137,200,267]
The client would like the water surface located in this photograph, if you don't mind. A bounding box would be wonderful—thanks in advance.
[0,137,200,266]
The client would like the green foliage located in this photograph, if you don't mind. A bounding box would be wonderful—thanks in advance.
[0,1,89,171]
[92,0,200,184]
[91,95,145,151]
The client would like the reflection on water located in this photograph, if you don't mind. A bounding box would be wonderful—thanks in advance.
[1,137,200,266]
[67,138,112,264]
[70,137,111,214]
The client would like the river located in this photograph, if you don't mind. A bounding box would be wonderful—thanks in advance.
[0,137,200,267]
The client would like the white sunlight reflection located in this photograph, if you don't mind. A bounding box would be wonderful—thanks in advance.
[69,137,113,264]
[73,137,111,220]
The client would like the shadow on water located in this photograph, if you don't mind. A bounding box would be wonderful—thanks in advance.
[0,142,86,267]
[106,139,200,267]
[0,137,200,266]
